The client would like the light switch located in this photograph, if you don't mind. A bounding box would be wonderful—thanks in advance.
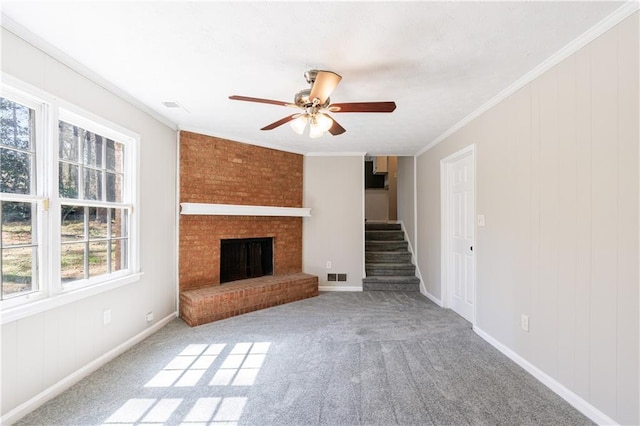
[477,214,486,227]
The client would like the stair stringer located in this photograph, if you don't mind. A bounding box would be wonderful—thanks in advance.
[397,220,443,307]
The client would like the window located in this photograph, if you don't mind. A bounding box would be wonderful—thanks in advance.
[0,96,39,300]
[58,119,130,285]
[0,82,139,317]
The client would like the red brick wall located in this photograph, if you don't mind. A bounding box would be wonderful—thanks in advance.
[180,131,302,206]
[179,131,303,291]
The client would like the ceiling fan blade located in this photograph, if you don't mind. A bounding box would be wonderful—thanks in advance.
[308,71,342,104]
[327,117,346,136]
[229,95,294,107]
[330,101,397,113]
[260,114,299,131]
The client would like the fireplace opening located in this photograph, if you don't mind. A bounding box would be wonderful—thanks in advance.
[220,237,274,283]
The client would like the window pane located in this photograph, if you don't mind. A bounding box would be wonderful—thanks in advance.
[2,246,36,299]
[83,132,103,168]
[111,239,128,272]
[59,162,79,198]
[110,208,128,239]
[61,206,84,242]
[83,168,102,200]
[106,172,123,202]
[58,121,79,162]
[106,139,124,173]
[88,207,108,238]
[1,148,32,194]
[89,241,108,277]
[2,201,35,246]
[61,242,85,282]
[0,97,33,151]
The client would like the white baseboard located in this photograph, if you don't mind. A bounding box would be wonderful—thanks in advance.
[473,326,618,426]
[423,290,443,307]
[319,285,362,292]
[1,312,177,425]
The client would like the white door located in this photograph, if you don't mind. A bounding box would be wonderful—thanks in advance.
[445,149,475,322]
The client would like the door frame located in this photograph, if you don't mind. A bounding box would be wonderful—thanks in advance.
[440,144,476,325]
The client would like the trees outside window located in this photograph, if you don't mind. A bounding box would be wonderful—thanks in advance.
[1,97,38,300]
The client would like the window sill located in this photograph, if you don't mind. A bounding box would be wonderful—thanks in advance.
[0,272,143,325]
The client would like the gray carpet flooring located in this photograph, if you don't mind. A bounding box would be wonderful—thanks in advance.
[16,291,592,425]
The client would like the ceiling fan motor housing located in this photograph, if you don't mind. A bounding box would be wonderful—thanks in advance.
[294,88,330,109]
[304,69,319,84]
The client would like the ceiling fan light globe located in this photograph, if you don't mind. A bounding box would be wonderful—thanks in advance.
[290,115,308,135]
[316,113,333,132]
[309,122,324,138]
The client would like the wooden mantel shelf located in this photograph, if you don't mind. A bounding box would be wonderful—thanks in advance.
[180,203,311,217]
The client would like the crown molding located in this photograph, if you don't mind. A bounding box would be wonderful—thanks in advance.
[305,152,366,157]
[0,14,178,131]
[415,1,639,157]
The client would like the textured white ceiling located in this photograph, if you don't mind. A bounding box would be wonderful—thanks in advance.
[1,1,625,155]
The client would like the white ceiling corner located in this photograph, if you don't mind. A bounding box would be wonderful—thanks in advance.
[0,1,630,156]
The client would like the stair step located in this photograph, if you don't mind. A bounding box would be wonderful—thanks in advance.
[365,241,408,252]
[365,223,402,231]
[362,276,420,292]
[366,263,416,276]
[365,230,405,241]
[366,251,412,263]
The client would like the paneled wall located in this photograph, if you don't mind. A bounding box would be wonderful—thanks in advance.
[414,13,638,424]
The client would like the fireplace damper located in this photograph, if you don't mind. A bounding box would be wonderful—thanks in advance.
[220,237,274,283]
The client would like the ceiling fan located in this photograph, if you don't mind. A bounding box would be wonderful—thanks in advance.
[229,70,396,138]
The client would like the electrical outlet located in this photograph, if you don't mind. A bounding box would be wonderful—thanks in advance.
[103,309,112,325]
[146,312,154,322]
[326,261,332,269]
[521,314,529,332]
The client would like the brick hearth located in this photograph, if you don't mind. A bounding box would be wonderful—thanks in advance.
[180,273,318,326]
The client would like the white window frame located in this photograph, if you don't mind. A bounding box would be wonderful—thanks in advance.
[0,86,49,309]
[0,78,141,324]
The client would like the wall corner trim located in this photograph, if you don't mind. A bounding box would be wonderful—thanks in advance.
[1,312,178,425]
[473,326,619,426]
[413,1,640,157]
[179,203,311,217]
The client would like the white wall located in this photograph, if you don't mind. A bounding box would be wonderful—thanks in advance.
[396,156,415,252]
[1,28,177,419]
[303,155,364,290]
[414,13,638,424]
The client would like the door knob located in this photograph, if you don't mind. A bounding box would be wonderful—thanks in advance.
[470,246,473,251]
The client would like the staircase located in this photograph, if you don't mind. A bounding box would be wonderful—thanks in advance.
[363,223,420,291]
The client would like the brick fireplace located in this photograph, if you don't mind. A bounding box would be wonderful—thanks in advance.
[179,131,316,324]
